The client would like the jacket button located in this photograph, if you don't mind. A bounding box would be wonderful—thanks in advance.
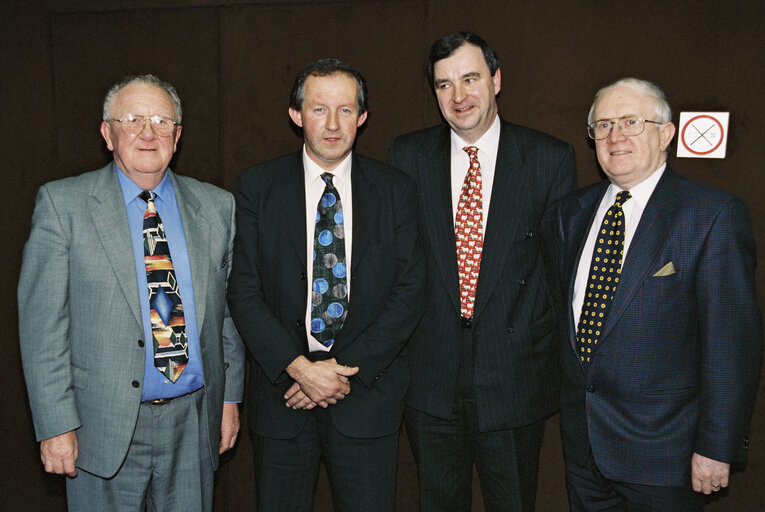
[586,385,595,393]
[132,380,140,388]
[518,278,526,286]
[526,231,534,238]
[296,320,305,327]
[299,272,307,280]
[507,327,515,334]
[137,339,145,348]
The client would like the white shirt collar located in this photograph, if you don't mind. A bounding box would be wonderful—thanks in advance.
[450,114,501,159]
[605,162,667,209]
[302,146,353,186]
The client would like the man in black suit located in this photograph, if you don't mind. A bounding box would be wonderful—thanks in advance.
[387,32,576,511]
[228,58,425,512]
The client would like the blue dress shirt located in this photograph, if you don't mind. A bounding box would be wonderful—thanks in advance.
[116,166,204,400]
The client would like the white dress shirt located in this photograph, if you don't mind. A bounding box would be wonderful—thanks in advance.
[450,115,501,228]
[572,163,666,327]
[303,147,353,352]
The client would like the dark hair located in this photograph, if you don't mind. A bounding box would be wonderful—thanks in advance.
[427,31,500,89]
[289,58,368,113]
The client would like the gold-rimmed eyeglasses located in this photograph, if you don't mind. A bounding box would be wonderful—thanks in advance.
[587,115,662,140]
[110,114,178,137]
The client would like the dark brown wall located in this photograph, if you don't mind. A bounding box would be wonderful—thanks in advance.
[2,1,763,510]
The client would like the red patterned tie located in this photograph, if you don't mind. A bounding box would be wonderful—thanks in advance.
[455,146,484,318]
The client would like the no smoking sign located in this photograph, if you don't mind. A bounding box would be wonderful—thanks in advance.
[677,112,729,159]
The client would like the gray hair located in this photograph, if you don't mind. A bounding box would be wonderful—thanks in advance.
[588,77,672,125]
[102,74,182,123]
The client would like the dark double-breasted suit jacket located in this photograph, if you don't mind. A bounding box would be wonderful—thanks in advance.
[228,152,425,440]
[387,119,577,431]
[555,165,762,486]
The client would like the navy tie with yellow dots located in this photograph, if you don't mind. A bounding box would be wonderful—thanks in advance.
[575,190,632,365]
[140,191,188,382]
[310,173,348,348]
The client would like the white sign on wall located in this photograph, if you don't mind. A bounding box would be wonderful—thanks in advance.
[677,112,729,159]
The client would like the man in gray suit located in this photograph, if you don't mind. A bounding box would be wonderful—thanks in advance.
[18,74,244,511]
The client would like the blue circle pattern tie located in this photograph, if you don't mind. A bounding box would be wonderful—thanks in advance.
[140,190,188,382]
[575,190,632,365]
[310,173,348,348]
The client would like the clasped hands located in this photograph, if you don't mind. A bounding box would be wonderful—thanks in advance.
[284,356,359,410]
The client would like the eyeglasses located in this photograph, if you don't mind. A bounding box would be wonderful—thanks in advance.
[110,114,178,137]
[587,115,662,140]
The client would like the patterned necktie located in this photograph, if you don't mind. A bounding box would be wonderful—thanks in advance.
[575,190,632,364]
[140,191,188,382]
[310,173,348,348]
[455,146,484,318]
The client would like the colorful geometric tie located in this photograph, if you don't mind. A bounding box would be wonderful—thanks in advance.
[575,190,632,364]
[455,146,484,318]
[140,191,188,382]
[310,173,348,348]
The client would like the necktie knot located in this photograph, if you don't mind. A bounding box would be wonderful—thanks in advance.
[615,190,631,207]
[463,145,479,161]
[321,172,335,186]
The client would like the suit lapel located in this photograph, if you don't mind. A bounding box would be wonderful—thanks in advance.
[421,128,461,313]
[172,172,209,331]
[601,168,678,340]
[278,154,308,267]
[564,183,608,355]
[350,155,379,274]
[90,164,143,327]
[472,121,525,319]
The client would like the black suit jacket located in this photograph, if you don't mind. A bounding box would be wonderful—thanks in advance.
[228,152,425,439]
[387,119,576,431]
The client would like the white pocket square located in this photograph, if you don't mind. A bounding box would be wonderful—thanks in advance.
[653,261,676,277]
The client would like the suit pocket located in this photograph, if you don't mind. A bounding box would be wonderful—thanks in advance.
[72,366,89,390]
[528,306,556,340]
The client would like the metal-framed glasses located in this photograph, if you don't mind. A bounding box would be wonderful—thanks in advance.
[587,115,662,140]
[110,114,178,137]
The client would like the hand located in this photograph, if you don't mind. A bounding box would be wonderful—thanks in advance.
[285,356,359,408]
[284,382,318,410]
[219,403,240,454]
[40,430,78,477]
[691,452,730,494]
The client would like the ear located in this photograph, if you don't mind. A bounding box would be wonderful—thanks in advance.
[100,121,115,151]
[357,111,368,127]
[172,125,182,153]
[492,67,502,96]
[288,108,303,128]
[659,122,676,152]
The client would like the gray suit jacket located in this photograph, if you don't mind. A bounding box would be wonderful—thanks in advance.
[18,163,244,478]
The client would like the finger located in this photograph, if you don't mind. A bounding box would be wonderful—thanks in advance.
[284,382,301,400]
[335,365,360,377]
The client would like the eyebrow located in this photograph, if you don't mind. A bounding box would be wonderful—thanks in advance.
[434,72,482,85]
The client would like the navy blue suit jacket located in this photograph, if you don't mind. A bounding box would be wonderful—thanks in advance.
[228,152,425,440]
[556,165,762,486]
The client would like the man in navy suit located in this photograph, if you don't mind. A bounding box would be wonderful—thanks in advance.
[387,32,576,511]
[556,77,762,510]
[228,58,424,511]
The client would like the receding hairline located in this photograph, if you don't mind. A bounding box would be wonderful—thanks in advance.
[588,78,672,125]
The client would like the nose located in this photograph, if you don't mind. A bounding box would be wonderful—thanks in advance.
[326,111,340,131]
[606,122,627,143]
[452,83,466,103]
[138,117,157,139]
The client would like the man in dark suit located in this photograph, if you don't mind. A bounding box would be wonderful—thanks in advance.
[386,32,577,511]
[227,58,424,511]
[18,75,244,511]
[555,77,762,510]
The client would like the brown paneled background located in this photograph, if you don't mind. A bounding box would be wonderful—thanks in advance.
[2,1,763,510]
